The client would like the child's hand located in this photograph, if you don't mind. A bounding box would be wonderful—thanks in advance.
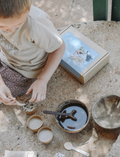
[26,78,47,102]
[0,84,17,105]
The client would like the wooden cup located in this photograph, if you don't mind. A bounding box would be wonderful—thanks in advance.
[27,115,43,132]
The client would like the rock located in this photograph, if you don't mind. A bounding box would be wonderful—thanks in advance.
[106,134,120,157]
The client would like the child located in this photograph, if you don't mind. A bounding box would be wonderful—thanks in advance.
[0,0,65,105]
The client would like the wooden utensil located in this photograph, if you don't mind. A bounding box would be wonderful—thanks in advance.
[43,109,77,121]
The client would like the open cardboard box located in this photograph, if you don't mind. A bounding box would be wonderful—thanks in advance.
[60,25,109,84]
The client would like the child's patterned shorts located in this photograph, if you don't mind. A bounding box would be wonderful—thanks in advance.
[0,60,36,97]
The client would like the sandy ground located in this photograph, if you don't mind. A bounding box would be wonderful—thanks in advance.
[1,0,120,157]
[32,0,93,28]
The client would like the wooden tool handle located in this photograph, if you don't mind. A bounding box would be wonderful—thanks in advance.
[43,110,69,116]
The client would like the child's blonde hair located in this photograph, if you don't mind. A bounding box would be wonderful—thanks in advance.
[0,0,32,18]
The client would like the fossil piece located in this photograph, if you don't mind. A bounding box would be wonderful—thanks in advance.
[23,101,37,115]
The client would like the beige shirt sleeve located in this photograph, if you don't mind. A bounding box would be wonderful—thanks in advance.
[30,13,63,53]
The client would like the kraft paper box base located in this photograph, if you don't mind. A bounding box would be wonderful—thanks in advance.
[60,25,109,84]
[4,150,37,157]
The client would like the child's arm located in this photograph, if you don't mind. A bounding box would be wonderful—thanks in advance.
[0,74,17,105]
[26,40,65,102]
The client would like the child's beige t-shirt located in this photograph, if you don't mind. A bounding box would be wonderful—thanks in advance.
[0,5,63,78]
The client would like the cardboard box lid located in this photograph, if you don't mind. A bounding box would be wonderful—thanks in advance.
[60,25,109,75]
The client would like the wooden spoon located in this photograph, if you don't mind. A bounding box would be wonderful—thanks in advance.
[43,109,77,121]
[16,101,25,106]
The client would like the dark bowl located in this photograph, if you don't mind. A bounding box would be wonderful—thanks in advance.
[55,99,90,133]
[92,95,120,129]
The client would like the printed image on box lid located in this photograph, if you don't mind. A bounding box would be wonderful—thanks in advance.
[61,31,100,76]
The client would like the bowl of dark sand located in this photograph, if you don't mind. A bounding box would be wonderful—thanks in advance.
[55,99,90,133]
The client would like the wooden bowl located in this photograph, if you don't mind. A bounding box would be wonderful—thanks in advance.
[23,103,37,115]
[27,115,43,132]
[92,95,120,129]
[55,99,90,133]
[37,127,53,144]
